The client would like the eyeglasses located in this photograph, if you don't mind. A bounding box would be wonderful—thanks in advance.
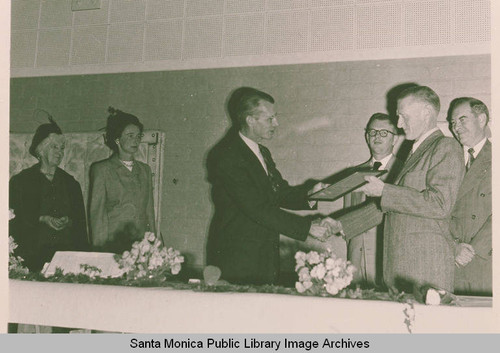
[365,129,396,137]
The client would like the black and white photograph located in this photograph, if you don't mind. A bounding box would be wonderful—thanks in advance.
[2,0,498,341]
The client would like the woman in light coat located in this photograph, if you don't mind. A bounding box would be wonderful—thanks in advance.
[89,108,155,253]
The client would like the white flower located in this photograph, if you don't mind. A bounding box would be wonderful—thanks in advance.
[140,242,151,254]
[146,232,156,242]
[325,282,340,296]
[115,232,184,279]
[295,281,306,293]
[130,247,139,258]
[9,236,18,255]
[9,209,15,220]
[302,280,313,291]
[306,251,321,265]
[295,251,306,267]
[425,288,441,305]
[325,258,336,270]
[310,263,326,280]
[294,249,353,297]
[346,263,356,275]
[329,266,341,277]
[298,267,311,282]
[171,263,181,275]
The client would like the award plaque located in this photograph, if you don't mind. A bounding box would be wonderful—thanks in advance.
[309,169,387,201]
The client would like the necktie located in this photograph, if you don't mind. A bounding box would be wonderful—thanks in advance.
[372,161,382,171]
[466,148,475,172]
[259,144,281,192]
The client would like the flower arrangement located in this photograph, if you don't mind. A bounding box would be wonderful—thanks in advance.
[8,209,29,276]
[9,236,29,276]
[115,232,184,280]
[294,249,356,296]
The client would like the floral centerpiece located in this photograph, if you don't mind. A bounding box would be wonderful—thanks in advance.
[115,232,184,281]
[294,249,356,296]
[9,235,29,276]
[8,209,29,276]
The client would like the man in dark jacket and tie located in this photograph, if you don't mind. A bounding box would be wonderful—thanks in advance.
[206,87,339,285]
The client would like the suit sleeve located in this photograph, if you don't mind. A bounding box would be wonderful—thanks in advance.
[145,165,156,234]
[381,138,465,219]
[277,179,313,210]
[336,200,384,241]
[88,164,109,247]
[215,156,311,241]
[469,214,492,259]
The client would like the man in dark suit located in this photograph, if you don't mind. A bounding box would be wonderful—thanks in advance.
[448,97,491,296]
[342,113,403,287]
[206,87,339,285]
[339,86,464,293]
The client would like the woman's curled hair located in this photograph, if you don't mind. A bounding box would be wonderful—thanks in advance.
[104,107,144,153]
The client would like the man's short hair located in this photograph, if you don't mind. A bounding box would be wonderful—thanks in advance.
[366,113,397,132]
[448,97,489,124]
[398,85,440,113]
[227,87,275,129]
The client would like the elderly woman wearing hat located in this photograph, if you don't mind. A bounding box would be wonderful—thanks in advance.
[88,108,155,253]
[9,118,89,272]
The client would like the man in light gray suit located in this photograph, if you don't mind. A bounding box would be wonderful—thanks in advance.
[448,97,491,296]
[343,113,403,287]
[349,86,464,293]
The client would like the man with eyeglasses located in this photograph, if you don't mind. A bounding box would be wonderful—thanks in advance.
[447,97,491,296]
[341,113,403,288]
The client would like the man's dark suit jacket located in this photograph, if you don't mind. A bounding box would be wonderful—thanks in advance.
[206,130,313,285]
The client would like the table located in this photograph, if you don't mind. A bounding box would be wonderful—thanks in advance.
[9,280,498,333]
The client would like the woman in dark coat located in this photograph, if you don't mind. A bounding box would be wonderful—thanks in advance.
[88,108,155,253]
[9,119,89,272]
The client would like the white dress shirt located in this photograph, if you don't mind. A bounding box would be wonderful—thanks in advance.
[371,153,393,170]
[463,137,487,165]
[239,131,268,174]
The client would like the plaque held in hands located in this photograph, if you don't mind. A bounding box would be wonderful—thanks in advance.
[308,168,387,201]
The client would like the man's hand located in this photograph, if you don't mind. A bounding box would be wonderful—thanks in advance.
[308,223,329,242]
[308,217,343,242]
[319,217,343,236]
[455,243,475,267]
[359,176,384,197]
[308,182,329,196]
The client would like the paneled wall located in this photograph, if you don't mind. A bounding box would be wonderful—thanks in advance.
[10,54,491,269]
[11,0,490,77]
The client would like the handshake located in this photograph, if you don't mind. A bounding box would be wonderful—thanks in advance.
[308,217,343,242]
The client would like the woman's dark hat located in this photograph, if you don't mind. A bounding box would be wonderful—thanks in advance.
[29,117,62,157]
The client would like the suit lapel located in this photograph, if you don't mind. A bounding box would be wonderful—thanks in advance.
[395,130,443,184]
[384,155,403,183]
[233,133,270,186]
[456,140,491,201]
